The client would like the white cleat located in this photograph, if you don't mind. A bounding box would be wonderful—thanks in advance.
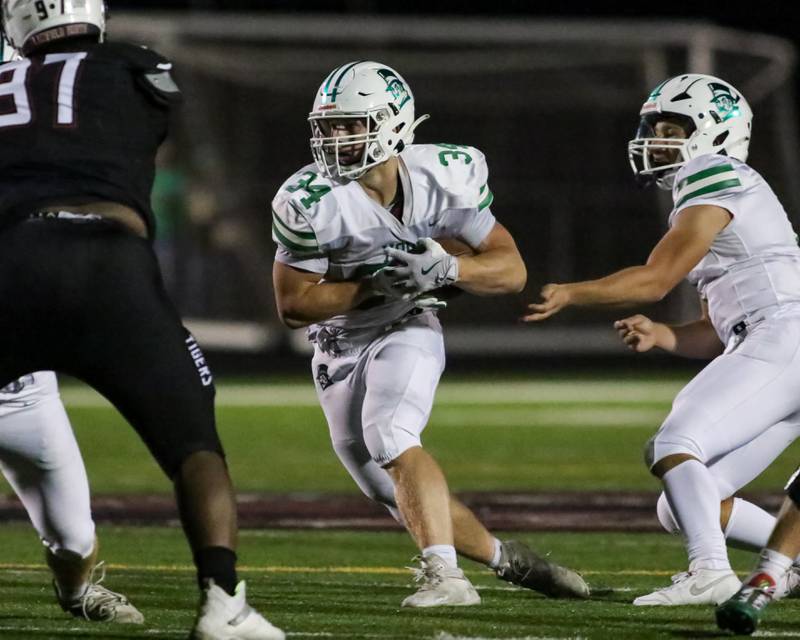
[191,580,285,640]
[55,562,144,624]
[401,554,481,608]
[633,569,741,606]
[776,563,800,600]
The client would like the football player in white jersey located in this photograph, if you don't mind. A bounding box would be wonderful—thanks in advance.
[0,37,141,625]
[717,466,800,634]
[272,60,589,607]
[524,73,800,606]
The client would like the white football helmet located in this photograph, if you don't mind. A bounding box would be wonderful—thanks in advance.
[0,32,17,62]
[2,0,106,54]
[628,74,752,189]
[308,61,429,180]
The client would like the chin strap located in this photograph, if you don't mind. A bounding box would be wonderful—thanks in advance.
[398,114,430,151]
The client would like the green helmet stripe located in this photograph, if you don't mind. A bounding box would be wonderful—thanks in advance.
[329,60,361,94]
[322,67,340,94]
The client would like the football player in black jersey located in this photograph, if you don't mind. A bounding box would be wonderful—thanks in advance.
[0,2,283,638]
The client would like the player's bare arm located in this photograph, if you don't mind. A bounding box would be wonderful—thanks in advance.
[522,203,731,322]
[453,222,527,295]
[615,299,723,359]
[272,261,372,329]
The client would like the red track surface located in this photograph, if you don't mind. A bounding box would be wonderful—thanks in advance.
[0,491,786,531]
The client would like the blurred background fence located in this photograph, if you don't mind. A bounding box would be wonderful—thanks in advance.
[111,12,799,361]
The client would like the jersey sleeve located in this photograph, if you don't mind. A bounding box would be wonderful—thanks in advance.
[434,144,497,248]
[271,191,329,274]
[110,43,182,107]
[672,156,745,217]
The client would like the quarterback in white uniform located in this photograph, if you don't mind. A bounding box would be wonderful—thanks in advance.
[272,60,589,607]
[0,36,141,625]
[525,74,800,606]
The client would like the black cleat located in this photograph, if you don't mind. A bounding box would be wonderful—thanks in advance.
[495,540,590,599]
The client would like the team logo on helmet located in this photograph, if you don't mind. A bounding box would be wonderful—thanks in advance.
[708,82,741,121]
[377,68,410,108]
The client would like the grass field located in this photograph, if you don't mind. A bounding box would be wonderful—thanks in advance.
[1,376,799,638]
[40,376,800,493]
[0,526,798,639]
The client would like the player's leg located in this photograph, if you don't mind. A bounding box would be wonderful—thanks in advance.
[317,330,587,601]
[62,228,282,639]
[356,318,477,607]
[638,319,800,606]
[655,414,800,553]
[0,372,142,623]
[716,468,800,635]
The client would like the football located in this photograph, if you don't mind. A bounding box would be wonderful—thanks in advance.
[435,237,476,257]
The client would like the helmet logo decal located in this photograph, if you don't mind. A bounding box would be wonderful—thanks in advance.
[647,79,669,101]
[708,82,741,121]
[376,68,410,108]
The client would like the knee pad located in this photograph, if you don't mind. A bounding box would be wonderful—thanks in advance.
[647,430,707,470]
[786,466,800,508]
[42,521,96,559]
[655,493,681,535]
[331,439,398,509]
[362,421,421,467]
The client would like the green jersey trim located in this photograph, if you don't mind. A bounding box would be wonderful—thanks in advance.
[272,208,319,253]
[478,186,494,211]
[675,178,742,208]
[676,163,735,191]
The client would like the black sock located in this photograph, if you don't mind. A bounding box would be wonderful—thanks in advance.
[195,546,238,596]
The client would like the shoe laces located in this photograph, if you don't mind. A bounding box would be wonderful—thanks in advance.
[76,562,132,621]
[669,571,691,585]
[406,555,444,590]
[733,584,774,611]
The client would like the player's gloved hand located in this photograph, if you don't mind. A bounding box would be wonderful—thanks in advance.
[369,268,447,309]
[383,238,459,298]
[413,295,447,310]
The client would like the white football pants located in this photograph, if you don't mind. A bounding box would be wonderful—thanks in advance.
[312,313,445,517]
[0,372,95,557]
[649,310,800,470]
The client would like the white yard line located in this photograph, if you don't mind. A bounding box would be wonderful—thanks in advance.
[59,380,681,408]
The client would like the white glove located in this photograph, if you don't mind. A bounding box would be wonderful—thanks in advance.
[370,266,447,309]
[382,238,459,299]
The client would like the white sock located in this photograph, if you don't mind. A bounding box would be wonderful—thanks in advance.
[488,538,503,569]
[747,548,794,589]
[724,497,776,551]
[662,460,731,572]
[423,545,457,568]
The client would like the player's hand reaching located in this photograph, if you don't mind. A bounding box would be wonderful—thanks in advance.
[614,314,658,352]
[522,284,571,322]
[380,238,459,298]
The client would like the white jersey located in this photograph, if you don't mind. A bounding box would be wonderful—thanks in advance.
[272,143,496,334]
[669,155,800,343]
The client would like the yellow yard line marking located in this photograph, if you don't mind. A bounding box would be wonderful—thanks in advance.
[0,563,681,577]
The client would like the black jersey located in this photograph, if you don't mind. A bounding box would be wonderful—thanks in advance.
[0,41,181,235]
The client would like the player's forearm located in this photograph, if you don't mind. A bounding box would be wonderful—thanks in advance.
[665,319,724,359]
[566,265,671,307]
[277,280,371,329]
[455,248,527,295]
